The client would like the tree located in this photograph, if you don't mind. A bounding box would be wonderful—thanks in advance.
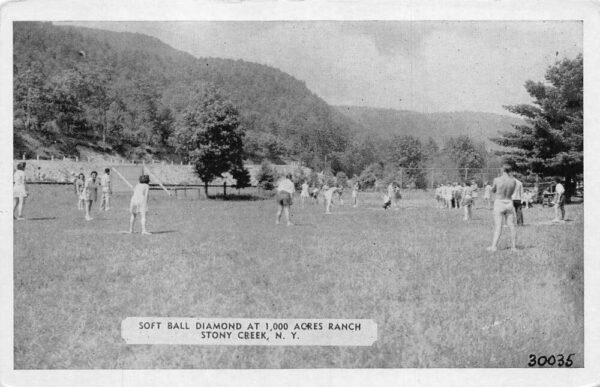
[492,54,582,198]
[386,135,426,188]
[445,135,485,181]
[335,171,348,188]
[356,162,383,190]
[170,86,246,196]
[256,160,277,191]
[231,165,251,190]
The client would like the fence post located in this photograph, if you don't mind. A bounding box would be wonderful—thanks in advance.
[184,183,187,198]
[51,155,54,161]
[23,153,26,160]
[36,154,39,161]
[223,182,227,197]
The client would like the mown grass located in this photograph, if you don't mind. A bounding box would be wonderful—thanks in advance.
[14,186,583,368]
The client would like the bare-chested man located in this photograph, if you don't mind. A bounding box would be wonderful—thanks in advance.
[487,165,518,252]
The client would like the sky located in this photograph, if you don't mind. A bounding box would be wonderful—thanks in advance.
[65,21,582,114]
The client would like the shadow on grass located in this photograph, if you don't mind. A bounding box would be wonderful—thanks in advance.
[208,193,272,201]
[151,230,177,234]
[26,217,57,221]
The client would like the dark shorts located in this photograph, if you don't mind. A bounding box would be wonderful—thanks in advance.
[276,191,292,206]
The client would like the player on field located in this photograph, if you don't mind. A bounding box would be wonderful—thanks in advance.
[300,180,310,206]
[483,181,492,208]
[487,165,518,252]
[324,185,339,214]
[461,183,474,221]
[552,177,566,223]
[83,171,99,221]
[99,168,112,211]
[13,162,28,220]
[275,173,295,226]
[74,173,85,210]
[351,181,359,207]
[129,174,151,234]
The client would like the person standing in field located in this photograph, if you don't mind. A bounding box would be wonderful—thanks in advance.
[99,168,112,211]
[352,181,359,207]
[470,180,479,206]
[324,185,339,214]
[74,173,85,210]
[13,162,28,220]
[512,177,524,226]
[487,165,518,252]
[129,174,151,235]
[552,177,566,223]
[461,183,474,221]
[484,181,492,208]
[275,173,295,226]
[300,180,310,206]
[83,171,99,221]
[310,185,320,204]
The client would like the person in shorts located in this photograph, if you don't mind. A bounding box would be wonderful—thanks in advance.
[276,173,295,226]
[324,185,338,214]
[129,174,151,234]
[461,183,474,221]
[487,165,518,252]
[83,171,99,221]
[74,173,85,210]
[300,180,310,206]
[553,177,566,222]
[99,168,112,211]
[351,181,359,207]
[13,162,28,220]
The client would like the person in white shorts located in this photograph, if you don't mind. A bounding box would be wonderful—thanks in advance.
[300,180,310,206]
[99,168,112,211]
[324,185,338,214]
[484,182,492,209]
[74,173,85,210]
[461,183,474,221]
[351,181,359,207]
[487,165,518,252]
[13,162,28,220]
[83,171,99,221]
[275,174,295,226]
[129,174,151,234]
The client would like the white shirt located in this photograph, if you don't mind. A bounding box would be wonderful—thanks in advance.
[277,178,295,194]
[100,173,111,192]
[511,179,523,201]
[555,183,565,195]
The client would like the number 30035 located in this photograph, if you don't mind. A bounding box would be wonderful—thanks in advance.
[528,353,575,367]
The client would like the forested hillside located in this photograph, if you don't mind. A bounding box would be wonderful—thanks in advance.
[14,22,509,182]
[13,22,355,168]
[336,106,522,146]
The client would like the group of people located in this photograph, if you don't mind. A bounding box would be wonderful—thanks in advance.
[13,163,152,234]
[73,168,152,234]
[487,165,567,251]
[276,175,362,225]
[73,168,113,220]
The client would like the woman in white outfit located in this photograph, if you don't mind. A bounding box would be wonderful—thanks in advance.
[13,162,28,220]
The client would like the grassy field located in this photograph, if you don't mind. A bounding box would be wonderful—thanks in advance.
[13,185,583,368]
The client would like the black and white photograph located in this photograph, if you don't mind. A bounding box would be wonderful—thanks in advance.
[1,0,599,386]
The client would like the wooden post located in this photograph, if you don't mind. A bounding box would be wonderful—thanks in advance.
[51,155,54,161]
[36,154,39,161]
[22,153,26,160]
[223,182,227,197]
[184,183,187,198]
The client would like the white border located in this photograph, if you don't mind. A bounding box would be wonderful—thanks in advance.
[1,1,599,386]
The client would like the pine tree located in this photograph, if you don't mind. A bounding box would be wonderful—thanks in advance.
[492,55,582,198]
